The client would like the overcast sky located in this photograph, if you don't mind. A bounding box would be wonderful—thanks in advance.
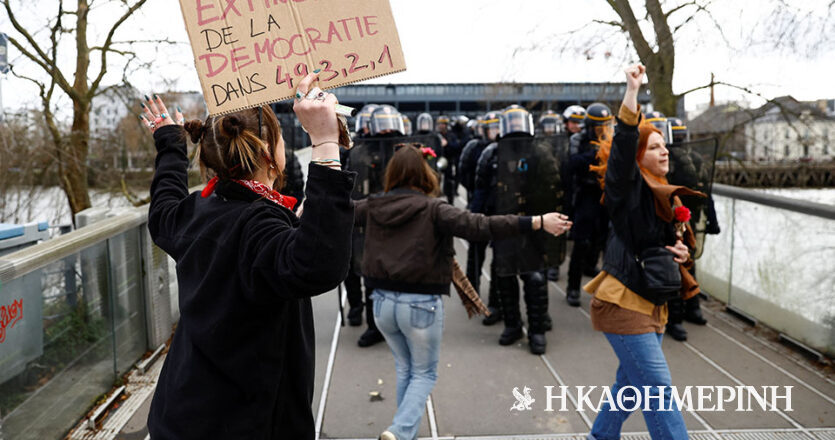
[2,0,834,115]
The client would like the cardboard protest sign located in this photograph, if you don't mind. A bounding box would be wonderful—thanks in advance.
[178,0,407,115]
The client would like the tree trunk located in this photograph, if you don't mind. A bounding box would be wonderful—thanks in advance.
[64,100,92,217]
[63,0,92,218]
[645,57,678,116]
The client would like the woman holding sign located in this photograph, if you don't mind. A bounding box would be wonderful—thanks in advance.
[143,72,354,440]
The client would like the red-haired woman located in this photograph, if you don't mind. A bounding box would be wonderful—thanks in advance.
[355,145,571,440]
[583,64,703,439]
[142,73,354,439]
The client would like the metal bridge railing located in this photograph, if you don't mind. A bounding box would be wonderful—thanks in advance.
[697,183,835,358]
[0,205,178,440]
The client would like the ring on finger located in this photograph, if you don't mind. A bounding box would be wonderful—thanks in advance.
[295,90,305,101]
[306,87,323,100]
[154,117,164,124]
[160,113,168,119]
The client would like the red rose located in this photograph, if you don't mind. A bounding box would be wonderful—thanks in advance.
[421,147,437,158]
[674,206,691,223]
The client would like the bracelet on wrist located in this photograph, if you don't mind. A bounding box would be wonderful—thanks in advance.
[312,141,341,148]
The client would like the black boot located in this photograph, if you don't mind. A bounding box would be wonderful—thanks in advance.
[547,267,560,281]
[528,333,546,355]
[567,240,587,295]
[566,289,581,307]
[684,296,707,325]
[482,307,502,326]
[498,275,522,346]
[523,271,550,350]
[482,270,503,326]
[358,284,384,347]
[666,322,688,341]
[358,328,385,347]
[544,313,553,332]
[347,306,363,326]
[499,326,523,346]
[667,297,687,341]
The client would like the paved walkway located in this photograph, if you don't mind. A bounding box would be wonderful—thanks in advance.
[84,158,833,439]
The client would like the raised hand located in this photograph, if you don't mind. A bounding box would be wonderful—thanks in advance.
[624,63,646,91]
[140,94,184,133]
[622,64,646,114]
[293,71,340,146]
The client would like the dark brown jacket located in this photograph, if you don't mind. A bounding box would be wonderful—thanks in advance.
[355,188,533,295]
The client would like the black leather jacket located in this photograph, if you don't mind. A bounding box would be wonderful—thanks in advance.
[602,117,678,297]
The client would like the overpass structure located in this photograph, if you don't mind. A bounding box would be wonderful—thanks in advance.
[272,82,654,149]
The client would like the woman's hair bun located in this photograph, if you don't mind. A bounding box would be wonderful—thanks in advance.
[220,114,245,138]
[184,119,205,144]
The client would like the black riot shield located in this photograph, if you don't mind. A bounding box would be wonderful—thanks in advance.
[493,136,565,276]
[667,137,718,259]
[347,134,442,199]
[536,134,570,164]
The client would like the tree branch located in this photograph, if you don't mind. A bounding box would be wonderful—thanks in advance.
[608,0,655,62]
[88,0,148,98]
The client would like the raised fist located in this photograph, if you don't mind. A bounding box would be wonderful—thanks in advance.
[624,64,646,91]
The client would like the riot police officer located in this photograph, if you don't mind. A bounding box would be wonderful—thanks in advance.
[563,105,586,136]
[665,116,720,341]
[343,104,381,329]
[564,102,612,307]
[350,104,408,347]
[354,104,380,138]
[282,149,305,210]
[437,115,462,204]
[402,114,413,136]
[460,112,502,325]
[474,105,560,354]
[539,110,562,136]
[415,112,434,134]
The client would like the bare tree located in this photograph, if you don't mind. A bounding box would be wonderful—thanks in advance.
[2,0,154,220]
[515,1,834,117]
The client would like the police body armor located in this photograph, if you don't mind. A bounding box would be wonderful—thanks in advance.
[492,135,565,276]
[667,138,719,259]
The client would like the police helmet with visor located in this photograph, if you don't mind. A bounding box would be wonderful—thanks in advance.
[499,105,535,138]
[539,110,562,135]
[584,102,614,143]
[370,105,405,136]
[355,104,379,134]
[645,111,673,145]
[416,113,434,133]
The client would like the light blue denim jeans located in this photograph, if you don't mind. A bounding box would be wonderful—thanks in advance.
[371,289,444,440]
[589,332,688,440]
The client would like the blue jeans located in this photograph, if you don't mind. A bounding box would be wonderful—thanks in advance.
[589,332,688,440]
[371,289,444,440]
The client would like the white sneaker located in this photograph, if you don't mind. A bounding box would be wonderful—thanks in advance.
[379,431,397,440]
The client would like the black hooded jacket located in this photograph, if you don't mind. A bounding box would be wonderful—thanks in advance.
[146,125,355,440]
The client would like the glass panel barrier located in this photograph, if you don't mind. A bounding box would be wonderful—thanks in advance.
[1,241,116,440]
[696,195,735,303]
[727,199,835,353]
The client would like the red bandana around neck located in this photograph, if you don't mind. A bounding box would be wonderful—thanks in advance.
[201,176,297,211]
